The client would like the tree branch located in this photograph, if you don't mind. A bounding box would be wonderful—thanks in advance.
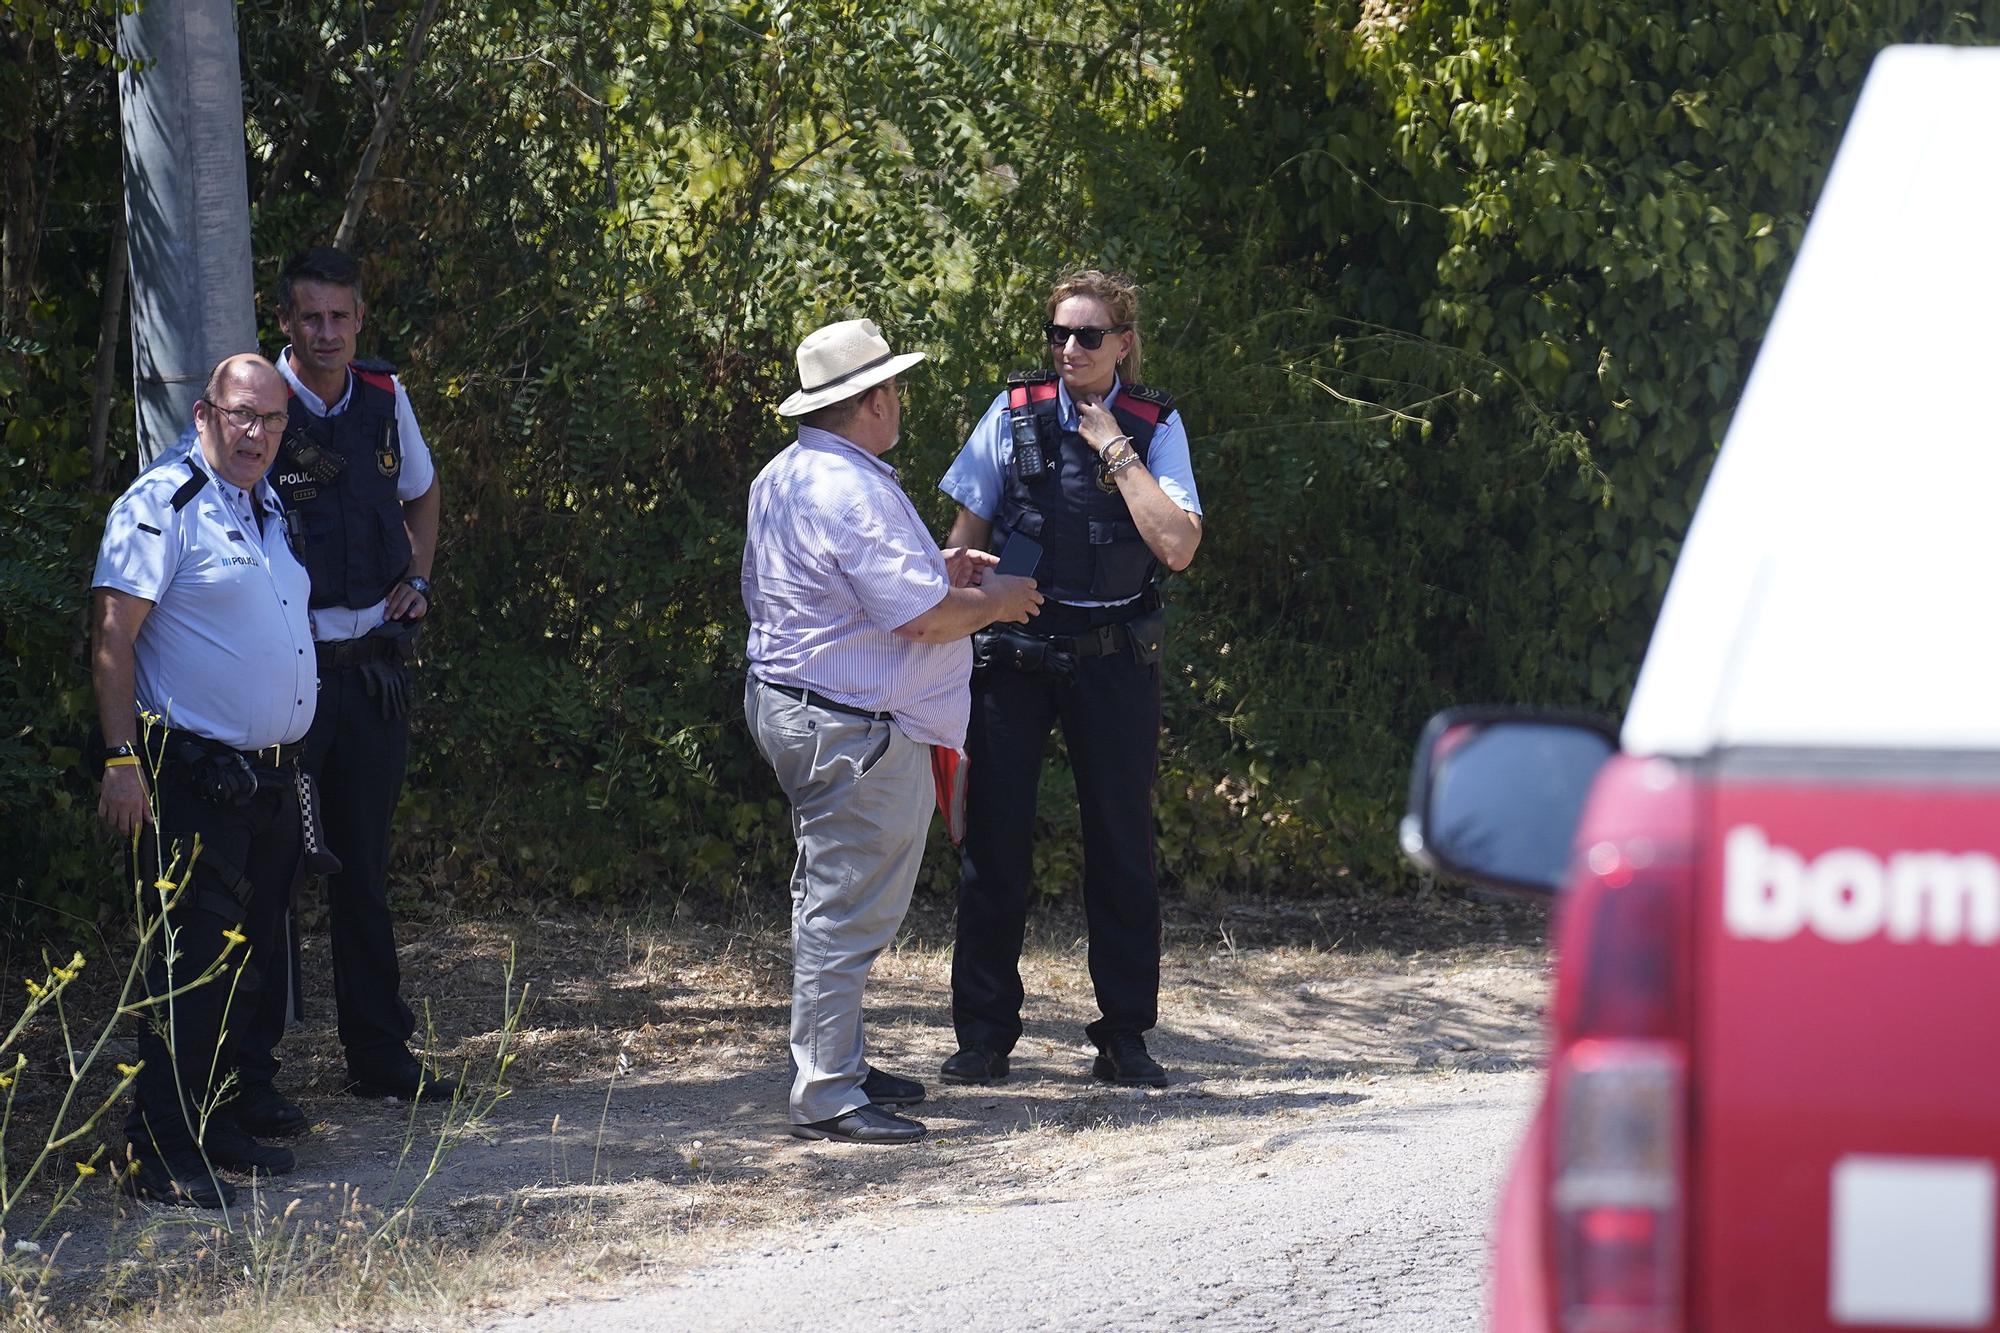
[334,0,444,251]
[89,206,130,489]
[254,25,368,210]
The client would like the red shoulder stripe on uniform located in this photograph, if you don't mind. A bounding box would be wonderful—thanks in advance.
[1119,396,1164,426]
[354,368,397,395]
[1027,383,1059,405]
[1008,387,1029,409]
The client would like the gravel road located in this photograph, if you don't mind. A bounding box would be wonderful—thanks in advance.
[480,1070,1537,1333]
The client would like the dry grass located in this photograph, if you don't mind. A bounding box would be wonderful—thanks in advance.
[0,890,1547,1330]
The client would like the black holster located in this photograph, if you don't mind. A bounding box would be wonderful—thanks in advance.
[973,627,1078,683]
[174,740,261,807]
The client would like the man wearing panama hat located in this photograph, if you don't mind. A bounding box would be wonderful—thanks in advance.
[743,318,1043,1144]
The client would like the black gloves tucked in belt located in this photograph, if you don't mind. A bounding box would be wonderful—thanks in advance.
[358,659,411,720]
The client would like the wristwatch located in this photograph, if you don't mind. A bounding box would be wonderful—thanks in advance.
[403,575,434,605]
[103,741,139,770]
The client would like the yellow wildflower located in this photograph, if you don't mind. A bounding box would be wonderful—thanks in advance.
[117,1062,140,1079]
[74,1161,97,1179]
[0,1073,12,1089]
[154,878,178,892]
[220,926,248,951]
[24,978,45,1001]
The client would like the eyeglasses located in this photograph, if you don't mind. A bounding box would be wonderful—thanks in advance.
[1045,322,1131,351]
[202,399,290,435]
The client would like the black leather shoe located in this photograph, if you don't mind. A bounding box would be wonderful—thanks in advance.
[940,1048,1010,1084]
[124,1147,237,1209]
[202,1115,295,1174]
[861,1067,925,1107]
[231,1081,309,1138]
[1092,1034,1169,1088]
[345,1053,460,1103]
[791,1103,926,1144]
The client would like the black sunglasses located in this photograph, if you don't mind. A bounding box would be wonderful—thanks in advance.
[1045,322,1131,350]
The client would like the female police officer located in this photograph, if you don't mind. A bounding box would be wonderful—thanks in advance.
[937,269,1203,1088]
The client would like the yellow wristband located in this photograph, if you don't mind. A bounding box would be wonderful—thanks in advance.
[104,755,141,770]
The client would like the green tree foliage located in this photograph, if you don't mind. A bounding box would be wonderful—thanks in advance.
[233,0,1152,903]
[1,0,131,929]
[1130,0,2000,887]
[7,0,1999,923]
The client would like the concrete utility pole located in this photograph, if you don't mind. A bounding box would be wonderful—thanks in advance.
[118,0,258,467]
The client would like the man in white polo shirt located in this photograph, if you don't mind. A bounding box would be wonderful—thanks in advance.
[93,354,317,1208]
[743,318,1042,1143]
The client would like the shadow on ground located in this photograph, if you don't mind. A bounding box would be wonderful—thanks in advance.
[1,892,1548,1322]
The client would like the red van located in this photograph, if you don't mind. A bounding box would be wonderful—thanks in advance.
[1400,46,2000,1333]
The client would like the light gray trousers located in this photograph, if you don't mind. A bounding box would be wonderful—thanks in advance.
[746,678,933,1124]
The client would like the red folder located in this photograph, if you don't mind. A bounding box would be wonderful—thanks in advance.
[931,745,968,845]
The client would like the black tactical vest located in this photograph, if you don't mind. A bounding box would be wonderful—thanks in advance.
[991,371,1174,606]
[268,360,410,611]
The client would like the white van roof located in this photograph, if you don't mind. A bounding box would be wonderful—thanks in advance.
[1621,45,2000,757]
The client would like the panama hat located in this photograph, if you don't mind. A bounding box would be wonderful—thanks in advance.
[777,318,927,417]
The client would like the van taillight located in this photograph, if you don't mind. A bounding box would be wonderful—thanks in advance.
[1552,1043,1685,1333]
[1548,762,1693,1333]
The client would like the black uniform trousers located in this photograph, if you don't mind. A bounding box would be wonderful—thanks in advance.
[951,604,1163,1056]
[303,652,417,1065]
[125,746,300,1156]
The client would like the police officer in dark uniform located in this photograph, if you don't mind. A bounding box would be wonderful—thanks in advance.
[937,269,1204,1088]
[93,354,317,1207]
[267,246,453,1104]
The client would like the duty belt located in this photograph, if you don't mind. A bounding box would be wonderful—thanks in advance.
[1009,618,1159,659]
[1046,622,1140,659]
[155,726,292,770]
[316,635,399,670]
[153,726,341,875]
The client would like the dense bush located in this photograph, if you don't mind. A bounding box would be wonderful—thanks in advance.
[6,1,1997,927]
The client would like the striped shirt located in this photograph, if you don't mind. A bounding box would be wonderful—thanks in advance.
[742,427,969,748]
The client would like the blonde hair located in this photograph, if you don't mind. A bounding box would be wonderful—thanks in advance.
[1046,268,1142,383]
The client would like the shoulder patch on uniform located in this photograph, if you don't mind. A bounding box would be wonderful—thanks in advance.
[169,467,209,512]
[353,366,397,396]
[1121,383,1175,410]
[1005,368,1058,388]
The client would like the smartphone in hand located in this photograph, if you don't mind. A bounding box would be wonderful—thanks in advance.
[995,531,1043,578]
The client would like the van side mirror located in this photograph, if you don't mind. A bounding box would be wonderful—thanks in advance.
[1399,709,1619,896]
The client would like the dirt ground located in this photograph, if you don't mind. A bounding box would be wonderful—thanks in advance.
[0,890,1549,1330]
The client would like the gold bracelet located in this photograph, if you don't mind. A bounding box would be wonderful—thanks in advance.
[104,755,141,770]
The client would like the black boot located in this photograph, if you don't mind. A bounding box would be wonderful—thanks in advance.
[231,1081,310,1138]
[125,1143,237,1209]
[1092,1034,1168,1088]
[203,1114,297,1174]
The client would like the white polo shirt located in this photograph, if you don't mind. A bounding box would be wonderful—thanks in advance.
[92,439,318,751]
